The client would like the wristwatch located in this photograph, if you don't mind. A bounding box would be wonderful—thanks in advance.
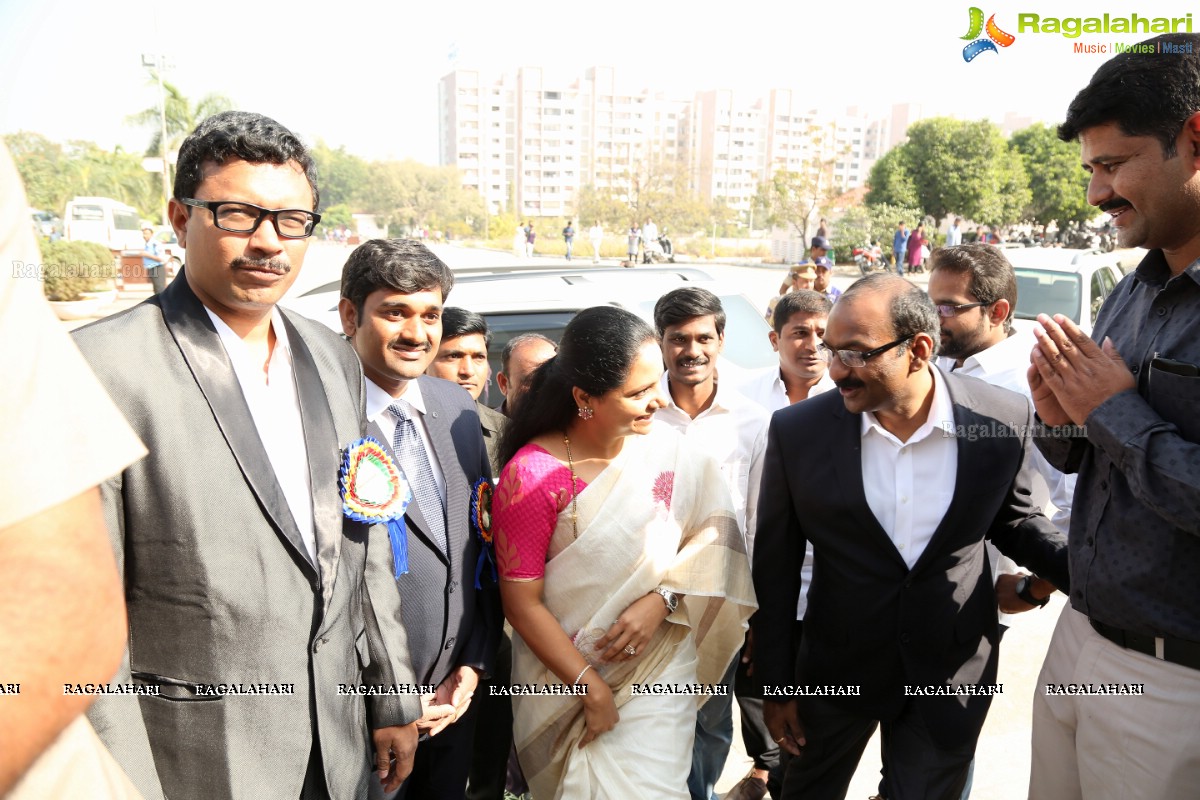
[654,587,679,614]
[1015,575,1050,608]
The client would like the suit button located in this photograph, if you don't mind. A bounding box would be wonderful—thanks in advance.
[313,637,329,653]
[444,636,456,651]
[900,633,912,644]
[448,580,458,594]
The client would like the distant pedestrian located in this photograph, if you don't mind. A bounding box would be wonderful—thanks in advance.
[906,222,927,273]
[513,224,526,258]
[642,218,659,264]
[946,217,963,246]
[589,222,604,263]
[627,224,641,264]
[562,220,575,261]
[816,217,829,239]
[892,221,909,276]
[525,224,536,258]
[139,224,167,294]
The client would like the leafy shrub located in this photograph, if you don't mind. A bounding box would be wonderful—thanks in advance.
[37,240,117,301]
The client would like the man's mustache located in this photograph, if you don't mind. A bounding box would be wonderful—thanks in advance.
[231,256,291,274]
[1098,198,1131,214]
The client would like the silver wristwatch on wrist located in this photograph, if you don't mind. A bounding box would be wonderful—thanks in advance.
[654,587,679,613]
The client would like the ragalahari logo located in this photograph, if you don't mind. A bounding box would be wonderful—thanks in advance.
[962,7,1016,61]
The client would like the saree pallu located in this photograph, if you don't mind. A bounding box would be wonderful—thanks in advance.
[511,428,757,799]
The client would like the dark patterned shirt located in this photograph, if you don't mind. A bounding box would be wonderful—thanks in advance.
[1036,249,1200,642]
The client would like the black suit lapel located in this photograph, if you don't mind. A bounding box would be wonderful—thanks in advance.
[159,270,317,578]
[280,311,341,612]
[368,418,450,566]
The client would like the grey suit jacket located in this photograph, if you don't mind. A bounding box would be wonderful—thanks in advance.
[367,376,500,689]
[73,271,422,800]
[752,369,1070,749]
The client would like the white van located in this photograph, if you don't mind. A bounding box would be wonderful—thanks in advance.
[63,197,144,251]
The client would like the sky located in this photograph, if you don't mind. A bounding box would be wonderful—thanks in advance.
[2,0,1198,164]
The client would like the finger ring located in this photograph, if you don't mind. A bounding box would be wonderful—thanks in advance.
[624,645,637,656]
[774,736,785,743]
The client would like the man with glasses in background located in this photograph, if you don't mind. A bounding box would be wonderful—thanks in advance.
[752,273,1070,800]
[73,111,422,800]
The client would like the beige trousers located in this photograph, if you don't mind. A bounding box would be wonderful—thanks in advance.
[1030,606,1200,800]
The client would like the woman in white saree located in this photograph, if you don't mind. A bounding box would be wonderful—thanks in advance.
[492,307,756,799]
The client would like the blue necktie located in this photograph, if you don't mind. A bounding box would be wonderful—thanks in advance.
[389,403,447,554]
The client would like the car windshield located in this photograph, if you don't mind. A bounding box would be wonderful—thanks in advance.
[1014,268,1082,324]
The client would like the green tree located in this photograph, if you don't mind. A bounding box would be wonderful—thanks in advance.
[873,117,1030,227]
[311,141,370,210]
[754,123,847,243]
[5,132,74,212]
[1009,123,1093,226]
[320,203,354,232]
[7,132,160,220]
[837,202,926,253]
[864,148,918,209]
[574,184,628,229]
[127,76,234,159]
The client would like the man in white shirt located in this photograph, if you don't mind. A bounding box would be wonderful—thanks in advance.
[731,288,835,800]
[946,218,963,247]
[929,244,1073,603]
[339,239,499,800]
[650,287,768,800]
[753,274,1069,800]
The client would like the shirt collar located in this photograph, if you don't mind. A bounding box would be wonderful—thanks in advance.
[956,330,1028,376]
[204,305,292,365]
[366,376,427,423]
[860,365,955,446]
[659,371,738,416]
[1133,248,1200,290]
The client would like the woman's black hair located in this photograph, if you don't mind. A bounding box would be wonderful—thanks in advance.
[497,306,656,467]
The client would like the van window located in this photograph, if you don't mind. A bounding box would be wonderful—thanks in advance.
[71,204,105,221]
[114,210,141,230]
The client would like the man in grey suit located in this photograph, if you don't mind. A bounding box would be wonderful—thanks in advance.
[339,239,500,799]
[73,111,422,800]
[753,274,1069,800]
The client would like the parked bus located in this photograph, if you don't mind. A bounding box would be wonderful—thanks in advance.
[63,196,144,251]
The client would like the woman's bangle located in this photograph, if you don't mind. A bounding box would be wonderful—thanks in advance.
[573,664,593,686]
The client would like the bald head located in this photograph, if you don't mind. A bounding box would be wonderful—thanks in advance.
[835,273,941,354]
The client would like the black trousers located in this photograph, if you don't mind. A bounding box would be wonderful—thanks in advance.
[779,694,973,800]
[393,698,481,800]
[466,631,516,799]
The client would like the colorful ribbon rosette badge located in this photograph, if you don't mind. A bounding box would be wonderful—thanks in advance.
[340,437,412,578]
[470,477,497,588]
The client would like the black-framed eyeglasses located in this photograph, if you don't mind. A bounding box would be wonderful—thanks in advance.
[935,301,991,318]
[817,334,915,368]
[180,198,321,239]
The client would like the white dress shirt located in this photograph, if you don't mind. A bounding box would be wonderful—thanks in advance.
[365,378,447,507]
[735,365,837,413]
[734,364,837,619]
[205,307,315,563]
[861,366,957,570]
[654,375,768,557]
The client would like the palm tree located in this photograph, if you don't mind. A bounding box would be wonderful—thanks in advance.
[127,74,234,163]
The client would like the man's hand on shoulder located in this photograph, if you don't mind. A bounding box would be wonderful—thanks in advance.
[373,721,418,792]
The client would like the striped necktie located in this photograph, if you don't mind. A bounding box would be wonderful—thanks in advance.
[389,403,447,554]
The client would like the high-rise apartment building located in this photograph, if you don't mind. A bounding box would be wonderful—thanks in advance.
[439,67,888,219]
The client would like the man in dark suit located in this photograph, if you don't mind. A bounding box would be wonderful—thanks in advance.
[752,273,1070,800]
[73,111,421,800]
[339,239,500,800]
